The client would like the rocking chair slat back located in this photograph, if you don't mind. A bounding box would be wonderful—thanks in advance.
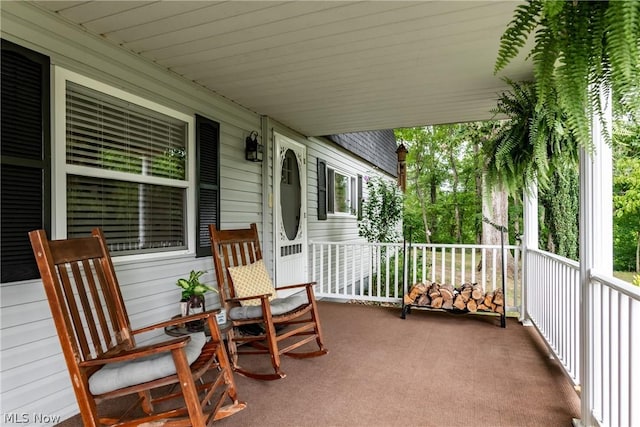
[212,223,262,302]
[35,229,132,363]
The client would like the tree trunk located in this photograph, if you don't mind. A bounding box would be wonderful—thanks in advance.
[448,151,461,243]
[480,182,513,274]
[414,182,432,244]
[410,156,432,244]
[636,231,639,273]
[474,141,483,245]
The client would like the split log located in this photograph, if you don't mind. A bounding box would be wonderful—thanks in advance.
[428,283,442,299]
[493,289,504,306]
[471,283,483,300]
[430,296,443,309]
[453,294,467,310]
[483,292,494,307]
[460,286,472,302]
[440,284,454,301]
[466,298,478,313]
[404,282,429,304]
[477,303,490,311]
[416,294,430,306]
[442,299,454,310]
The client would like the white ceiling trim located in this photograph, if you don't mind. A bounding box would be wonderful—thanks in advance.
[34,1,533,136]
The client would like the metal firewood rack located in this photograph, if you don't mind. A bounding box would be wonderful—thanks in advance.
[400,222,507,328]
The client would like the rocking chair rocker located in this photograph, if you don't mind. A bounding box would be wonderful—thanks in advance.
[29,228,246,427]
[209,223,328,380]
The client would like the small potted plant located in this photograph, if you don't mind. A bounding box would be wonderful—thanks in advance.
[176,270,216,322]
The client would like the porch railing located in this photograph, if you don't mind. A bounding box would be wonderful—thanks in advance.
[309,241,522,313]
[587,271,640,427]
[525,248,640,427]
[525,248,581,385]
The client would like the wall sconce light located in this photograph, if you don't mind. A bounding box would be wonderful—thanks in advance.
[245,131,263,162]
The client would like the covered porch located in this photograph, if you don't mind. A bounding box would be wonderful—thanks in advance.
[1,2,638,427]
[57,301,580,427]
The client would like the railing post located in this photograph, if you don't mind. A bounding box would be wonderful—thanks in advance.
[578,86,613,427]
[522,182,538,323]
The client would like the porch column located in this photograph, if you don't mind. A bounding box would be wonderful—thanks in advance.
[522,182,538,322]
[578,88,613,426]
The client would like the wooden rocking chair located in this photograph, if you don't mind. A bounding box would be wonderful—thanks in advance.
[29,228,246,427]
[209,223,328,380]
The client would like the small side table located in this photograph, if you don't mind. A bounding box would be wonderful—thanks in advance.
[165,313,233,339]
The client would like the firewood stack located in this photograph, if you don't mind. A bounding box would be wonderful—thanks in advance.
[404,281,504,314]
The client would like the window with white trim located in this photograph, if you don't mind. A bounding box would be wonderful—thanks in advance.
[61,74,192,256]
[327,167,357,216]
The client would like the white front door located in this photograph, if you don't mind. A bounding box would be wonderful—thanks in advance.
[273,133,307,297]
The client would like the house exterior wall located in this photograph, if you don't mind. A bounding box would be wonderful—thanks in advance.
[325,130,398,178]
[0,3,396,424]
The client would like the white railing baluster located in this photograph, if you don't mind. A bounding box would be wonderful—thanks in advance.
[440,247,445,284]
[461,248,466,284]
[421,246,427,283]
[431,248,436,282]
[491,248,497,292]
[451,247,456,285]
[481,248,486,291]
[471,249,476,284]
[319,244,324,294]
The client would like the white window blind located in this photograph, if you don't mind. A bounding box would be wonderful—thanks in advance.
[65,81,188,254]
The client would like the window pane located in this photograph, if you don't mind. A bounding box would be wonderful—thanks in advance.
[334,172,351,214]
[67,175,186,254]
[66,82,186,179]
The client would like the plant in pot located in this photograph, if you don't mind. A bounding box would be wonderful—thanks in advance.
[176,270,216,330]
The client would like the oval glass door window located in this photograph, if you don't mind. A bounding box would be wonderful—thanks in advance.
[280,149,301,240]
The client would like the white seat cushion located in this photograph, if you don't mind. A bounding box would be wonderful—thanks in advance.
[89,332,206,395]
[228,291,309,320]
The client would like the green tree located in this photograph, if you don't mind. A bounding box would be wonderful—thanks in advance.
[396,125,479,244]
[395,127,448,243]
[538,161,579,259]
[613,118,640,271]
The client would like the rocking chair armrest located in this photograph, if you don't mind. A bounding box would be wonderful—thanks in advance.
[79,336,191,367]
[132,310,219,334]
[226,294,271,303]
[276,281,317,291]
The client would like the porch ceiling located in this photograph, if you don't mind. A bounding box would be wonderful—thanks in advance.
[34,1,533,136]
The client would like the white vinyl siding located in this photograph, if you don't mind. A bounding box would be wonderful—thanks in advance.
[0,4,260,425]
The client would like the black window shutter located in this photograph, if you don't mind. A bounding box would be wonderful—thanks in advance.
[195,115,220,257]
[317,158,327,220]
[1,39,50,283]
[327,168,335,214]
[357,174,363,220]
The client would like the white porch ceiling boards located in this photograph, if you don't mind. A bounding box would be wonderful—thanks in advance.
[34,1,533,136]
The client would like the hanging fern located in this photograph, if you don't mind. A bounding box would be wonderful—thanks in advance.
[484,79,577,195]
[495,0,640,150]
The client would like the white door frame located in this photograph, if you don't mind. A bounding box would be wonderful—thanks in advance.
[272,133,308,297]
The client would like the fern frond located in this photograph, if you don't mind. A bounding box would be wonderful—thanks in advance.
[495,1,543,73]
[498,0,640,154]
